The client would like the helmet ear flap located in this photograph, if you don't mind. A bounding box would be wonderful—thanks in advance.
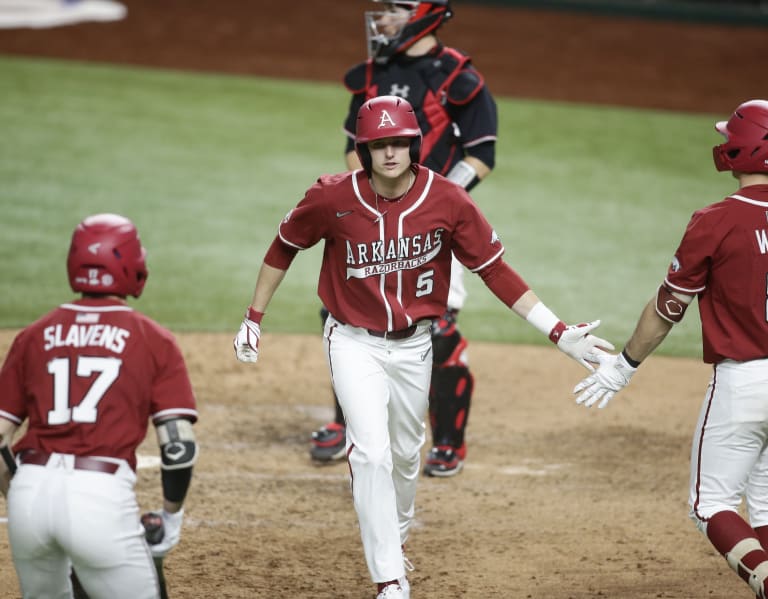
[712,99,768,173]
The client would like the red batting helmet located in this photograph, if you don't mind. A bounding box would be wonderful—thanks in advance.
[67,213,148,298]
[355,95,422,174]
[365,1,453,64]
[713,99,768,173]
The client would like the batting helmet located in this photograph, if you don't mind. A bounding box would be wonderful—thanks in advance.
[713,99,768,173]
[67,213,148,298]
[355,95,422,174]
[365,1,453,64]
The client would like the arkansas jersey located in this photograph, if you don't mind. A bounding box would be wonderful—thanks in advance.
[277,165,504,332]
[0,297,197,469]
[665,184,768,363]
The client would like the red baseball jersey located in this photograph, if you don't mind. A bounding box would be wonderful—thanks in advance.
[0,297,197,469]
[278,165,504,331]
[665,184,768,363]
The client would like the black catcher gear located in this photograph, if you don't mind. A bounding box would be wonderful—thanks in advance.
[428,310,473,450]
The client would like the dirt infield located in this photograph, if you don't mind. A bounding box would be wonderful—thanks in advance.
[0,331,730,598]
[1,1,766,597]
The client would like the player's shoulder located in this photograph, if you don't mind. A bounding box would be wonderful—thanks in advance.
[315,170,357,189]
[343,60,371,93]
[438,45,486,105]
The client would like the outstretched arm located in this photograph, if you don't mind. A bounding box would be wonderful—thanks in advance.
[574,288,693,408]
[476,259,613,371]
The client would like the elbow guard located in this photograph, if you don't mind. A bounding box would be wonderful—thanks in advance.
[156,417,198,470]
[655,284,689,324]
[156,418,198,504]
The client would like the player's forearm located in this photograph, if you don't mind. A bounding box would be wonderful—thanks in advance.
[622,298,674,363]
[461,155,490,181]
[249,263,288,313]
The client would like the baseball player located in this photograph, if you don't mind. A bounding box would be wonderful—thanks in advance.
[311,0,498,479]
[0,214,198,599]
[573,100,768,598]
[234,95,611,599]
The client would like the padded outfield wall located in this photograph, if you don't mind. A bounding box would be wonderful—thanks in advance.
[463,0,768,25]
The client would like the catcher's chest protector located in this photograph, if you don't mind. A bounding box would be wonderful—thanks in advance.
[349,48,483,174]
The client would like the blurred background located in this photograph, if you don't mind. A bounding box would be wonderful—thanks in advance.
[1,0,766,357]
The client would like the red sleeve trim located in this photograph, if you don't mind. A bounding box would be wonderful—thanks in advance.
[477,260,530,307]
[263,236,299,270]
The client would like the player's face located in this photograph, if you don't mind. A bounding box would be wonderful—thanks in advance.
[373,4,411,37]
[368,137,412,180]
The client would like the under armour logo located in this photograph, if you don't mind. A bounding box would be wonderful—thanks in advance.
[88,242,101,255]
[389,84,410,99]
[378,109,396,129]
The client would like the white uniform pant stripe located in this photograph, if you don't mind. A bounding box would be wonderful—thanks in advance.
[324,315,431,582]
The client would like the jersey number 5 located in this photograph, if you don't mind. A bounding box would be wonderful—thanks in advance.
[416,269,435,297]
[47,356,122,425]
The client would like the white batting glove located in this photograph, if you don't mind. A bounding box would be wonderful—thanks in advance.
[550,320,615,372]
[233,308,263,363]
[148,509,183,558]
[574,352,637,409]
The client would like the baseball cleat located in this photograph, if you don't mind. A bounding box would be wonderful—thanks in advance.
[423,445,464,477]
[309,422,346,462]
[376,583,404,599]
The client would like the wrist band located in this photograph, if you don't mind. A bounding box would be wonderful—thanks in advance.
[621,349,641,368]
[525,302,561,340]
[246,307,264,324]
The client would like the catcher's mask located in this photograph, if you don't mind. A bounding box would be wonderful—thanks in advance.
[365,0,452,64]
[713,99,768,173]
[67,213,148,298]
[355,95,422,175]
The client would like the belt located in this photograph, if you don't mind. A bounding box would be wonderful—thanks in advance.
[19,450,120,474]
[366,325,418,340]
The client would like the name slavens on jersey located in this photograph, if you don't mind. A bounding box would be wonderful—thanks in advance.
[345,229,443,280]
[43,324,131,353]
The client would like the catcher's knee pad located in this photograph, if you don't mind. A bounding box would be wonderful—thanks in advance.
[431,310,468,368]
[429,364,474,450]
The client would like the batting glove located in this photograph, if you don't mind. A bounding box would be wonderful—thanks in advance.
[550,320,615,372]
[147,508,183,558]
[573,351,637,409]
[233,308,263,363]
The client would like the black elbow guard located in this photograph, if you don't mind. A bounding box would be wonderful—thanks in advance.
[156,417,198,470]
[156,418,198,503]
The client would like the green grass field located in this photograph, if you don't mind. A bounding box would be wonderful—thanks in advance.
[0,55,735,358]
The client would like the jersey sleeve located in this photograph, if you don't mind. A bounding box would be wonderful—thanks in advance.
[0,330,30,425]
[665,208,718,294]
[447,81,497,162]
[277,180,331,250]
[148,326,197,423]
[449,187,505,272]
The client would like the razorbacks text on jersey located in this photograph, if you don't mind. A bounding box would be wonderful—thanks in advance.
[277,165,504,331]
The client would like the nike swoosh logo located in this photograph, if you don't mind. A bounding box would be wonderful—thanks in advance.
[336,210,354,218]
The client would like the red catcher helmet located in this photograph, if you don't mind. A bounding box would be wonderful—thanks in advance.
[365,1,453,64]
[713,99,768,173]
[67,213,148,298]
[355,95,422,174]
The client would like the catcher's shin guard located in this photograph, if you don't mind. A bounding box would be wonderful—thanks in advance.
[428,311,474,451]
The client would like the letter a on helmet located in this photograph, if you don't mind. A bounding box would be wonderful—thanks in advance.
[355,95,422,174]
